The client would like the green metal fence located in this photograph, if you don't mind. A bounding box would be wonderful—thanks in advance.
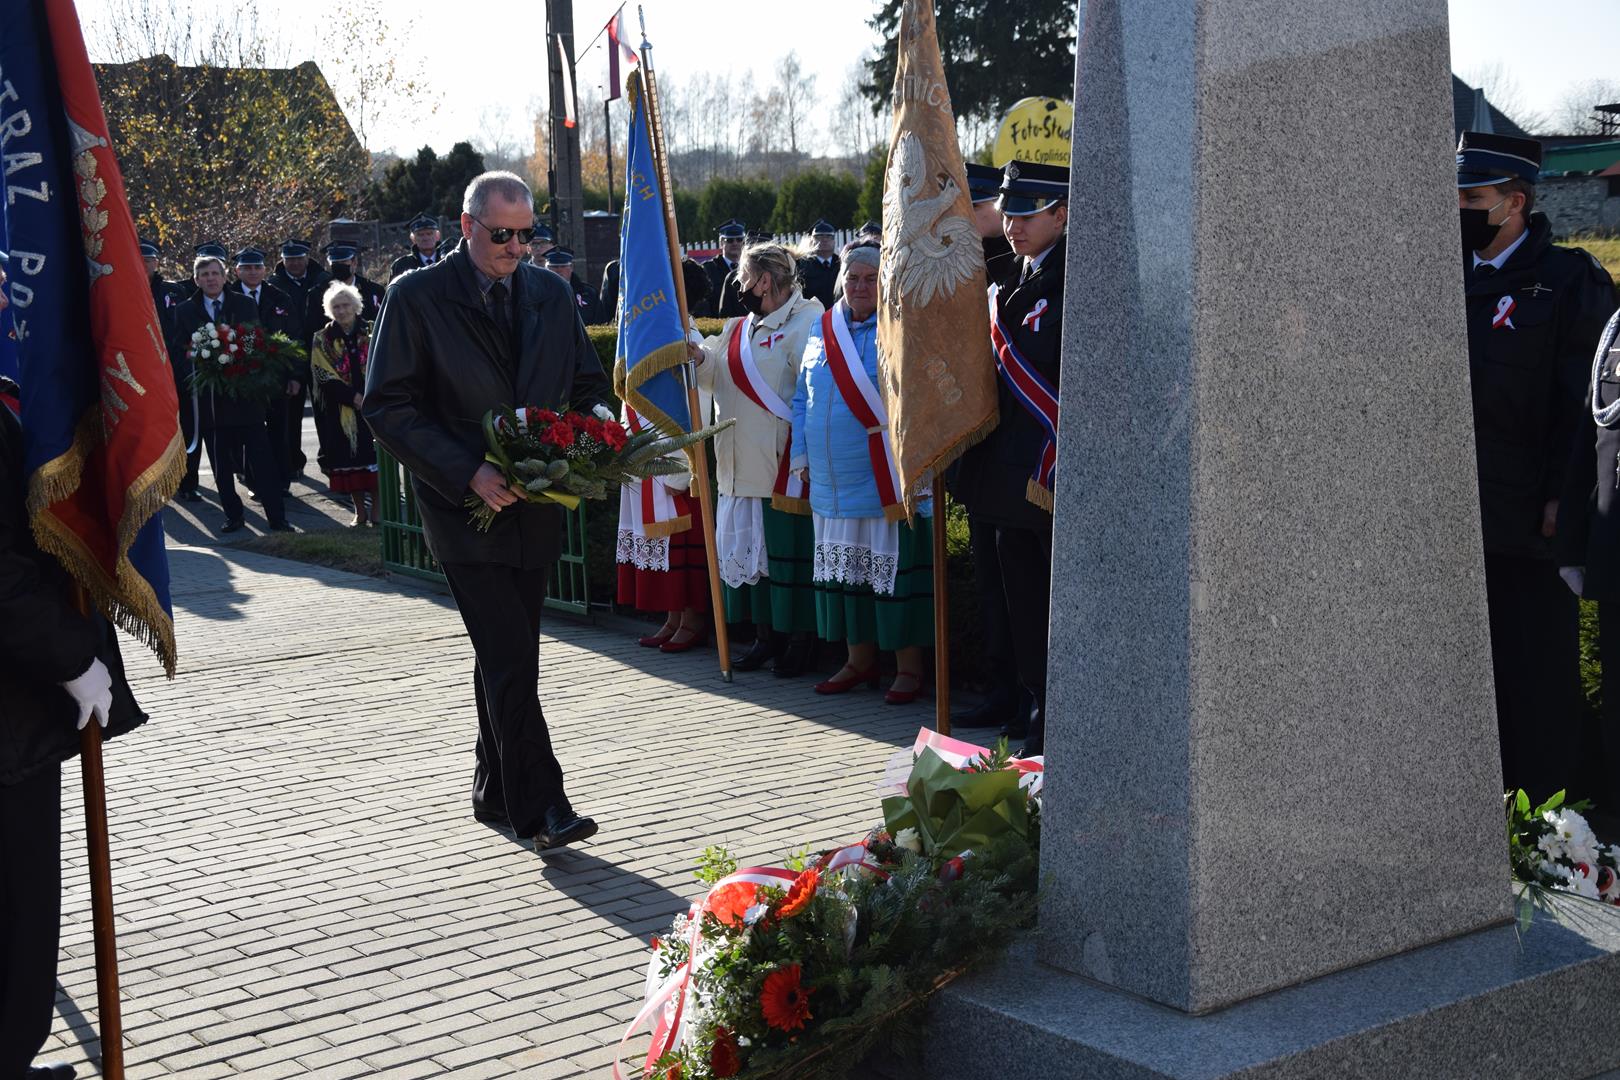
[375,445,593,616]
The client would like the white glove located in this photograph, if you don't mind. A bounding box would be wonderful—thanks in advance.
[60,658,113,731]
[1559,566,1586,598]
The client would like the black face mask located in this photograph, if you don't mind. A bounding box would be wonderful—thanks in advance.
[1460,197,1508,254]
[330,262,354,281]
[737,285,765,317]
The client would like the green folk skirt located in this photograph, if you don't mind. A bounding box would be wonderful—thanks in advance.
[814,516,934,651]
[722,502,819,634]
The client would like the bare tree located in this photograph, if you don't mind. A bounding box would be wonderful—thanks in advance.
[835,62,883,162]
[1550,78,1620,136]
[317,0,440,154]
[1460,62,1550,134]
[775,51,820,158]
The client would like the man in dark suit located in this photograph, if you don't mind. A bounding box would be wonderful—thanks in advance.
[270,239,329,479]
[1,249,145,1080]
[702,219,746,318]
[953,160,1068,757]
[364,171,611,853]
[796,219,840,310]
[169,254,292,533]
[390,213,442,282]
[232,247,303,497]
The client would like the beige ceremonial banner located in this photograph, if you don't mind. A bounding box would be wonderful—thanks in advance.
[877,0,997,517]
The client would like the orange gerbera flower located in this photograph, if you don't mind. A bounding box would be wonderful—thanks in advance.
[707,881,758,928]
[760,964,813,1031]
[709,1025,741,1077]
[778,866,820,919]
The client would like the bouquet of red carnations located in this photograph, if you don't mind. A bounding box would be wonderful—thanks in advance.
[186,321,303,401]
[465,403,733,531]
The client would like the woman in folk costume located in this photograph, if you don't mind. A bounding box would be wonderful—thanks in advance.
[309,282,379,526]
[790,241,932,703]
[689,243,825,676]
[617,261,714,652]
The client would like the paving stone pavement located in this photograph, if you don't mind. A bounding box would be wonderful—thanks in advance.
[41,543,930,1078]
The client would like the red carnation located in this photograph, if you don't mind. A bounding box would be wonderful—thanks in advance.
[601,421,628,451]
[541,421,575,449]
[709,1026,741,1077]
[760,964,812,1031]
[534,409,559,424]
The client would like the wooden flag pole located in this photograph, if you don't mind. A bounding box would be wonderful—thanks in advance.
[932,478,950,736]
[638,16,733,682]
[74,588,124,1078]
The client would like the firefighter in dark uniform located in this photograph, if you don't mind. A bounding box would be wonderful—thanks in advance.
[231,247,302,497]
[543,248,602,324]
[305,241,383,333]
[170,241,232,499]
[270,239,328,480]
[600,258,621,325]
[952,161,1028,735]
[952,160,1068,758]
[797,219,840,309]
[527,222,556,265]
[1560,306,1620,812]
[702,220,747,318]
[141,238,186,336]
[389,213,442,282]
[1457,131,1618,802]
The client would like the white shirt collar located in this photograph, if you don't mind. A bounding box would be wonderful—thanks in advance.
[1472,227,1529,272]
[1028,244,1057,271]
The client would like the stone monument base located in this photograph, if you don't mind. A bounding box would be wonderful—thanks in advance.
[922,894,1620,1080]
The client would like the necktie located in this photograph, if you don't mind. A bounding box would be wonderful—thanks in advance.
[250,287,259,305]
[489,281,511,336]
[1021,258,1035,284]
[1475,263,1496,279]
[207,298,218,321]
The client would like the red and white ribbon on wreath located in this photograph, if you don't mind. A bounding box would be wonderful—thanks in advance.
[880,727,1045,799]
[620,405,689,542]
[1022,297,1049,333]
[1493,295,1516,330]
[822,305,904,522]
[726,318,808,512]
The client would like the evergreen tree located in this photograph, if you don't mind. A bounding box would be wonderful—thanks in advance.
[695,179,779,238]
[861,0,1077,126]
[366,142,491,224]
[770,171,862,234]
[855,147,887,230]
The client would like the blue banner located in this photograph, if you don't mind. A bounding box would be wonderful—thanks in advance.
[0,194,15,384]
[613,69,691,436]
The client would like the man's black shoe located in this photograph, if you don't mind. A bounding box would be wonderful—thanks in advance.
[269,521,295,532]
[732,636,778,672]
[952,692,1015,729]
[1017,738,1044,759]
[772,637,813,678]
[220,518,244,534]
[27,1063,77,1079]
[534,806,598,852]
[472,801,509,827]
[176,488,202,503]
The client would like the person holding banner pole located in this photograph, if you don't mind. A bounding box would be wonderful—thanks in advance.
[688,243,825,676]
[790,241,933,703]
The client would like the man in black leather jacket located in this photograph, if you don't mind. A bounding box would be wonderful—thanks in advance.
[0,251,146,1080]
[364,172,611,854]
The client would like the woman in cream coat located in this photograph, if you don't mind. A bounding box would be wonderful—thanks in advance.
[689,243,825,676]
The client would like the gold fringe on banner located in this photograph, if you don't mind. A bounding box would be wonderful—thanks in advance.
[771,492,811,516]
[1024,477,1055,515]
[642,512,693,540]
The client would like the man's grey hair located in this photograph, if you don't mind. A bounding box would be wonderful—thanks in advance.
[463,171,533,218]
[192,255,225,276]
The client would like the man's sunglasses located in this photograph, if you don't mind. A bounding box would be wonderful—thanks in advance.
[472,216,536,245]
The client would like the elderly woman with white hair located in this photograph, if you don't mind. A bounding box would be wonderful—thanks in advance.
[309,281,378,525]
[790,240,932,703]
[689,241,826,676]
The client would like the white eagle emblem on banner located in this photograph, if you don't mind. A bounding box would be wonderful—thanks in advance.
[881,130,981,310]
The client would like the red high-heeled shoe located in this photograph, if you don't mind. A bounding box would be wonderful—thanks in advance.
[814,665,881,694]
[884,672,924,705]
[660,625,710,653]
[638,625,678,648]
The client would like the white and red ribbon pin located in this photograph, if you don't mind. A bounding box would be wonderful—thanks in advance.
[1493,295,1516,330]
[1023,298,1049,333]
[761,331,786,351]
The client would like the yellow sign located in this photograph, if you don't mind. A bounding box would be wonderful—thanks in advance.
[992,97,1074,168]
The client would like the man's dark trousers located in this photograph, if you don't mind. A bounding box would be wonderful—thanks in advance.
[440,561,568,839]
[994,523,1052,747]
[0,763,60,1077]
[205,422,285,526]
[1484,553,1581,802]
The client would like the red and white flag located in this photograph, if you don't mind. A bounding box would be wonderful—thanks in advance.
[606,10,638,101]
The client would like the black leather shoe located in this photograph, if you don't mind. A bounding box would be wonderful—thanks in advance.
[220,518,244,534]
[472,801,509,827]
[177,488,202,503]
[772,637,813,678]
[952,692,1015,729]
[269,521,295,532]
[534,806,598,852]
[732,636,779,672]
[28,1063,77,1079]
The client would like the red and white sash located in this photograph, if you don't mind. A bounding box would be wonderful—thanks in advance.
[822,306,905,523]
[726,317,810,515]
[989,283,1060,513]
[619,405,690,541]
